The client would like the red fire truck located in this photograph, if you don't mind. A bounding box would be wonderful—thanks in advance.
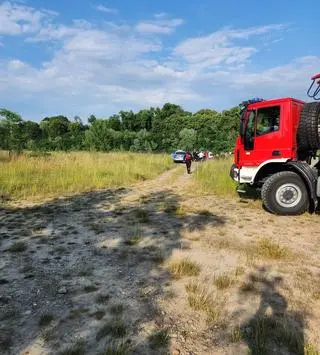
[230,73,320,215]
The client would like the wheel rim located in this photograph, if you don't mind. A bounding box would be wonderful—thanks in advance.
[275,183,302,208]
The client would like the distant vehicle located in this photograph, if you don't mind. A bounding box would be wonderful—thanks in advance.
[171,150,185,163]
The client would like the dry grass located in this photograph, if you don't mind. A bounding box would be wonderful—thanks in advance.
[255,238,290,260]
[0,152,172,201]
[305,344,320,355]
[230,325,242,342]
[294,269,320,300]
[213,273,235,290]
[168,258,200,279]
[185,281,225,326]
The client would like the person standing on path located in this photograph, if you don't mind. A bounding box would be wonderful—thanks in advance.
[185,151,193,174]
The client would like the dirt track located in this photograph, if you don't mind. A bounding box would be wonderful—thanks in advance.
[0,165,319,354]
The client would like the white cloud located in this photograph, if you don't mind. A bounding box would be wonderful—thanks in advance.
[136,18,184,34]
[0,4,318,119]
[94,4,118,14]
[7,59,26,70]
[174,24,287,66]
[0,1,53,35]
[154,12,168,19]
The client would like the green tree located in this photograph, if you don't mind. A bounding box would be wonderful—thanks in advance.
[108,115,121,131]
[179,128,197,151]
[85,120,119,151]
[88,114,97,124]
[131,129,157,152]
[0,108,24,153]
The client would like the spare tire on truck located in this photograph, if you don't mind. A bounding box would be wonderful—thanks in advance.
[297,102,320,151]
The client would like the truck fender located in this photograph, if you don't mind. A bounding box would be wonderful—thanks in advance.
[287,161,318,211]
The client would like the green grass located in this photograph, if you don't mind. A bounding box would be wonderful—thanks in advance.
[168,258,200,279]
[96,320,127,340]
[92,310,106,320]
[124,235,142,246]
[242,316,305,355]
[104,342,130,355]
[84,285,99,293]
[109,304,125,315]
[0,152,172,201]
[148,329,169,350]
[39,314,54,327]
[133,208,149,223]
[95,294,111,304]
[193,158,236,196]
[6,241,27,253]
[59,341,85,355]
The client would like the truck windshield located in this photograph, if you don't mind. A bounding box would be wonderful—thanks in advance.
[244,111,255,150]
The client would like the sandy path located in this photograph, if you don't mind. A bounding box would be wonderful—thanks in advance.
[0,165,319,355]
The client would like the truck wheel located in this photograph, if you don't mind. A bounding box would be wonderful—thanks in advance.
[297,102,320,151]
[261,171,309,215]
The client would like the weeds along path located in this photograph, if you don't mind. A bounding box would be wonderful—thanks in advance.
[0,164,319,355]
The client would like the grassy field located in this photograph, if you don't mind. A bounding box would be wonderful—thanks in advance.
[193,158,237,196]
[0,151,172,202]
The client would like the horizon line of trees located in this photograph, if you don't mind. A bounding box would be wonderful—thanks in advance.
[0,103,240,154]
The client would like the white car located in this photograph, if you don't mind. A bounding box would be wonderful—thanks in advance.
[171,150,185,163]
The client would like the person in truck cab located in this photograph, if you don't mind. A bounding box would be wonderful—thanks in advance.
[256,112,280,135]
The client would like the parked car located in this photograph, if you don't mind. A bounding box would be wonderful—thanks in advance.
[171,150,185,163]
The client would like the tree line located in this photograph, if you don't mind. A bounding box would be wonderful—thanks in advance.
[0,103,240,154]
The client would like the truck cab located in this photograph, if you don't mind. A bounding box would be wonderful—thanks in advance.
[232,98,305,184]
[231,96,320,215]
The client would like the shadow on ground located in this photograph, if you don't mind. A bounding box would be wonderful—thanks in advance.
[236,267,305,355]
[0,187,225,354]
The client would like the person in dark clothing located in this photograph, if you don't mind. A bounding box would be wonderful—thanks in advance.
[185,151,192,174]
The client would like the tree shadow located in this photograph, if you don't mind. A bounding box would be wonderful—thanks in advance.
[238,267,305,355]
[0,187,225,354]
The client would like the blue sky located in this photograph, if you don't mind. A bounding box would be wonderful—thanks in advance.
[0,0,319,121]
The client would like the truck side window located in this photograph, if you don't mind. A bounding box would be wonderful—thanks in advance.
[244,111,255,150]
[256,106,280,136]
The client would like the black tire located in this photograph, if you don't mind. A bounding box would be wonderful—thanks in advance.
[297,102,320,151]
[261,171,309,215]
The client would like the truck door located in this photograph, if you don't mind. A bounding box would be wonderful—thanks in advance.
[242,105,283,166]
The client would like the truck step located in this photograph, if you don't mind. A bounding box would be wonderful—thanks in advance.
[237,189,246,194]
